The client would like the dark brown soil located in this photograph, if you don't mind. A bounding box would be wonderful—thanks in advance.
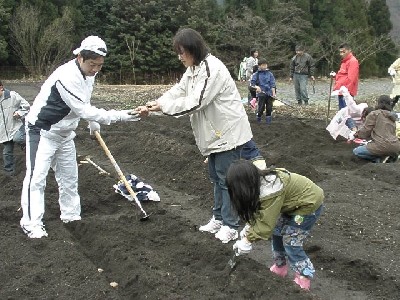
[1,81,399,300]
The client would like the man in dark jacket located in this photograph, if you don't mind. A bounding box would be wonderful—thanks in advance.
[289,45,315,105]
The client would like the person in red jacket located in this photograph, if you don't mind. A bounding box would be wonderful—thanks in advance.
[331,43,359,110]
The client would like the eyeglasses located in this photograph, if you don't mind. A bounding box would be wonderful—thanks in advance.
[339,50,347,53]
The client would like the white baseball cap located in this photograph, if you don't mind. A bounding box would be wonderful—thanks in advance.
[73,36,107,56]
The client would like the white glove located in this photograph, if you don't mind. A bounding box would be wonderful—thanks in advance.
[232,238,252,255]
[88,121,100,135]
[331,90,339,96]
[388,68,396,76]
[329,71,336,77]
[240,224,250,239]
[119,110,141,122]
[348,131,356,141]
[339,86,350,96]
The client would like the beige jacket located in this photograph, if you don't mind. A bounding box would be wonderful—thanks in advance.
[157,54,253,156]
[389,58,400,98]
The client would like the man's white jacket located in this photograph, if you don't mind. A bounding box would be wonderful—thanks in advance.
[26,59,123,137]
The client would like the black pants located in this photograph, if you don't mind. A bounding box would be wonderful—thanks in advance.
[248,90,257,104]
[257,94,273,117]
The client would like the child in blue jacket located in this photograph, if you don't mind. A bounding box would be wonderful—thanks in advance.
[250,58,276,124]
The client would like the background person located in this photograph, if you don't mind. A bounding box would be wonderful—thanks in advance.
[20,36,139,239]
[226,160,324,291]
[0,80,30,175]
[136,28,260,244]
[245,49,258,81]
[331,43,359,110]
[250,58,276,124]
[238,56,247,81]
[388,57,400,107]
[353,95,400,163]
[327,86,368,140]
[289,45,315,105]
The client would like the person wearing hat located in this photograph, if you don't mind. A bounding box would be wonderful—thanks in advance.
[289,44,315,105]
[0,80,30,175]
[20,36,139,239]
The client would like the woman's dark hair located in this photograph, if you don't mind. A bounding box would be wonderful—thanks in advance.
[173,28,209,65]
[250,49,258,57]
[361,107,373,121]
[226,160,277,223]
[375,95,392,111]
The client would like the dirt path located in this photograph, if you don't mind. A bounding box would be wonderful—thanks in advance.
[0,80,399,299]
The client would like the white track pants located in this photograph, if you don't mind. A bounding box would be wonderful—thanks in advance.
[20,127,80,227]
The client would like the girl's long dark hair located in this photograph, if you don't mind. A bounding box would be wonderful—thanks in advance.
[226,160,276,223]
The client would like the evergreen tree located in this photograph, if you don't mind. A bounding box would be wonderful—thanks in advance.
[367,0,397,76]
[105,0,191,83]
[0,0,12,62]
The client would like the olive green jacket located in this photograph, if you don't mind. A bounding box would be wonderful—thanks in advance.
[247,169,324,243]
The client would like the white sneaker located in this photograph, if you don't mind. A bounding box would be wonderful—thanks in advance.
[199,216,222,233]
[215,225,238,243]
[21,225,48,239]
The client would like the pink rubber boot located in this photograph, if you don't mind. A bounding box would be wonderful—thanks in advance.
[250,98,257,110]
[269,264,288,278]
[294,273,311,290]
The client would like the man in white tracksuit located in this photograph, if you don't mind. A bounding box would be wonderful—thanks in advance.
[20,36,138,239]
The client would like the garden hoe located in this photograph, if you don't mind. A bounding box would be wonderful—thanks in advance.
[83,156,111,176]
[227,249,239,274]
[326,75,334,124]
[94,131,150,221]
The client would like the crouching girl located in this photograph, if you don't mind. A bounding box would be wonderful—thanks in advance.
[226,160,324,291]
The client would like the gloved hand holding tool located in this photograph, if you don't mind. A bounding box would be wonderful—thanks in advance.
[89,121,101,135]
[227,248,239,274]
[227,237,252,274]
[233,237,253,255]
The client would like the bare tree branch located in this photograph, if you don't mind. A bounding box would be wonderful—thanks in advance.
[9,3,74,77]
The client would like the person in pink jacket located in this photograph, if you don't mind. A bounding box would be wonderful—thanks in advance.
[331,43,359,109]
